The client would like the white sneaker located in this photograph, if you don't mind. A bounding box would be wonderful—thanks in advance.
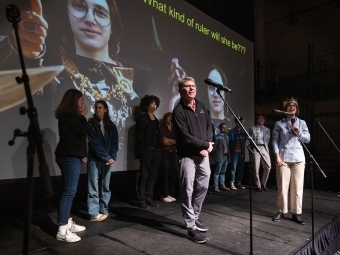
[90,214,107,222]
[230,183,237,190]
[56,228,81,242]
[68,218,86,232]
[168,196,176,202]
[162,196,172,202]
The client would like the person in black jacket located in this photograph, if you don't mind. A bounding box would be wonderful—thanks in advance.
[87,100,118,221]
[54,88,89,243]
[135,95,161,209]
[172,77,214,244]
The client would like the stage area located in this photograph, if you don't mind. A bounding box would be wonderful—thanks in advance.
[1,186,340,255]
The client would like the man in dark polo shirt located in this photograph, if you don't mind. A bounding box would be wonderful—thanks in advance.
[172,77,214,244]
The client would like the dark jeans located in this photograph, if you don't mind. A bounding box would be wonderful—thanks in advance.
[137,147,161,203]
[230,153,245,184]
[161,150,177,197]
[213,155,228,187]
[56,156,82,225]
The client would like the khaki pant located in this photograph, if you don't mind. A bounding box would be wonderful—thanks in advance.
[253,146,271,188]
[276,161,305,214]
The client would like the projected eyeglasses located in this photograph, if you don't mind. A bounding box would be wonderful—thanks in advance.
[67,0,112,27]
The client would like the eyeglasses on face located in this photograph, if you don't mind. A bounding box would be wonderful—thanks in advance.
[68,0,112,27]
[182,84,196,89]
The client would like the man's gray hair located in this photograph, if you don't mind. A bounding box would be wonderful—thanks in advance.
[178,77,195,90]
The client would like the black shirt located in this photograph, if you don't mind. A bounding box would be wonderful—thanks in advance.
[135,113,160,159]
[172,98,213,157]
[55,112,89,158]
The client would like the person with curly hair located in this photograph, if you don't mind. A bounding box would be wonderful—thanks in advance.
[135,95,161,209]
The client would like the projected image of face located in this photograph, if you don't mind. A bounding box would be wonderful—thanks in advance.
[207,68,225,119]
[68,0,112,60]
[62,0,137,129]
[205,64,230,135]
[0,0,254,179]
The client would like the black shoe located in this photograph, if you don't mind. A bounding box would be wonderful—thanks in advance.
[188,229,208,244]
[195,219,209,232]
[292,214,305,225]
[146,200,159,207]
[138,202,150,209]
[255,187,263,192]
[272,211,284,221]
[236,184,245,189]
[261,186,268,192]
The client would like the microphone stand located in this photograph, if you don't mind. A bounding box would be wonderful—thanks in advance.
[315,119,340,154]
[284,117,326,255]
[215,89,270,255]
[6,5,53,255]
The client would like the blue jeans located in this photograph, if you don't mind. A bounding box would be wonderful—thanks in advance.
[213,155,228,187]
[230,153,245,184]
[56,156,81,225]
[87,160,111,219]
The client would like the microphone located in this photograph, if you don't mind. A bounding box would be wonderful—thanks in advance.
[290,118,300,133]
[273,109,294,116]
[204,78,232,93]
[6,4,21,24]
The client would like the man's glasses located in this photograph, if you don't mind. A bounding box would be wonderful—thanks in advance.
[68,0,112,27]
[183,85,196,89]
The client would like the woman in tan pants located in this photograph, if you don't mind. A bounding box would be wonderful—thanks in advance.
[271,98,310,225]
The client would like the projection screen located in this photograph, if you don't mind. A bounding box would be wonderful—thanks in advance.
[0,0,254,180]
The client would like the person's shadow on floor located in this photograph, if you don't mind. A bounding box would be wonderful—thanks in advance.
[31,208,58,237]
[112,206,187,238]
